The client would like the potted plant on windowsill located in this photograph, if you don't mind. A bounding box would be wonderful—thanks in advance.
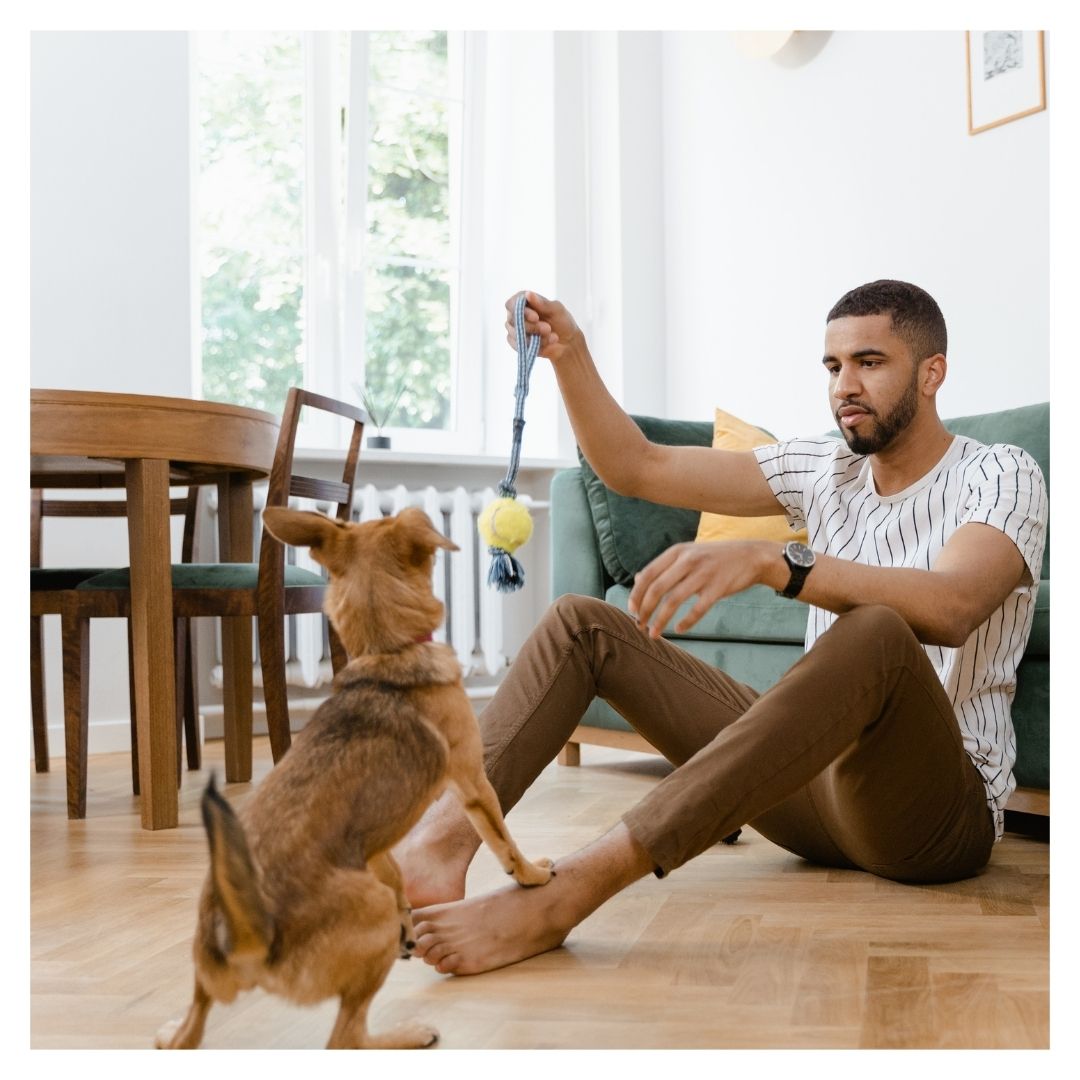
[353,378,406,450]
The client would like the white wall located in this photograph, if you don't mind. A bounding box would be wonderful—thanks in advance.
[31,31,194,395]
[32,31,195,753]
[661,31,1049,439]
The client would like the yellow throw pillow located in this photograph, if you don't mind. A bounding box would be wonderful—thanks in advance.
[694,408,809,545]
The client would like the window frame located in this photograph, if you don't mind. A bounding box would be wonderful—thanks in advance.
[299,30,485,453]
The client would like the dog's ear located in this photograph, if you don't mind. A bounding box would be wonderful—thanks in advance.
[394,506,460,564]
[262,508,345,552]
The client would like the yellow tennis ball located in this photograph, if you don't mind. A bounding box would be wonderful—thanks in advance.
[478,497,533,553]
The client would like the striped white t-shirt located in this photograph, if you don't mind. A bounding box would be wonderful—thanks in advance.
[753,434,1047,839]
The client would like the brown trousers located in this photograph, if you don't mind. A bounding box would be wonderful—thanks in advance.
[480,595,995,884]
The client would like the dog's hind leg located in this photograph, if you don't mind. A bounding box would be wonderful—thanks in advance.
[155,979,214,1049]
[319,868,436,1048]
[369,851,416,957]
[328,991,438,1050]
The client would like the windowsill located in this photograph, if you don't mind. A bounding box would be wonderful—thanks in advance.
[294,445,578,470]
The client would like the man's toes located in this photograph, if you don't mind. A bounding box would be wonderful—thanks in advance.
[412,929,435,958]
[434,951,461,975]
[423,941,452,968]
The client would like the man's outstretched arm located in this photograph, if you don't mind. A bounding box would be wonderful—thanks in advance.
[509,291,782,518]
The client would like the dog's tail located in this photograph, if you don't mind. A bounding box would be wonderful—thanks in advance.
[201,774,274,964]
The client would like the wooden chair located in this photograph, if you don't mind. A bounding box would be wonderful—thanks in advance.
[30,490,201,816]
[68,388,366,802]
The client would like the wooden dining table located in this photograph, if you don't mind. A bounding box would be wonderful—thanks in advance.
[30,389,280,830]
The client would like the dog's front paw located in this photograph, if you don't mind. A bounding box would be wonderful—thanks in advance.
[512,857,555,887]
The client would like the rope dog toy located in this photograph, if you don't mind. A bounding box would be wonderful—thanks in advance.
[477,293,540,592]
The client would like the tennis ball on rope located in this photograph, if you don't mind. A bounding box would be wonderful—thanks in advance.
[478,494,533,592]
[483,290,542,592]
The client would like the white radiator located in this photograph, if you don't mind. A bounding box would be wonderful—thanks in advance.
[206,484,543,689]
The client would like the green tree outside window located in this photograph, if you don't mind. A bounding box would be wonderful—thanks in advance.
[198,31,460,431]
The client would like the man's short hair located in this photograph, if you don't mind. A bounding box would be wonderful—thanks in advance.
[827,280,947,361]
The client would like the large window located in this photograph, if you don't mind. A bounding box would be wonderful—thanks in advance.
[197,31,479,450]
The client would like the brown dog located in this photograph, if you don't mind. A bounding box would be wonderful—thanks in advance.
[155,507,553,1050]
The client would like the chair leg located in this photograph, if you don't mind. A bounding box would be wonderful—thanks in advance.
[173,618,186,785]
[258,613,292,763]
[181,619,201,771]
[221,616,254,783]
[127,622,140,797]
[30,616,50,772]
[61,612,90,819]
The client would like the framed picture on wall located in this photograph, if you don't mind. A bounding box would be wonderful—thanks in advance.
[966,31,1046,135]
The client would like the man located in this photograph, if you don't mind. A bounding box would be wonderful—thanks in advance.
[395,280,1046,977]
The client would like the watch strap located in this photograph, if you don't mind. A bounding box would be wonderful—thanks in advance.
[778,543,813,599]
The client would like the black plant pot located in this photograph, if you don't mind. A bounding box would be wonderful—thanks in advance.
[367,435,391,449]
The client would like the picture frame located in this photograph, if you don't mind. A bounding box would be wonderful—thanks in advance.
[966,31,1046,135]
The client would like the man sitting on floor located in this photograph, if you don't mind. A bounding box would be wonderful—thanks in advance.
[394,279,1047,976]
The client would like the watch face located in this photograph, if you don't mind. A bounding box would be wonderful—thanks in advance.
[786,542,815,568]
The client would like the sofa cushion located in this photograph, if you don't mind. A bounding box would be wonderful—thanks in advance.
[606,582,808,645]
[1013,658,1049,789]
[695,408,808,545]
[578,416,713,586]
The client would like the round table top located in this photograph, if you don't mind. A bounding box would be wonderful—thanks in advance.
[30,388,281,488]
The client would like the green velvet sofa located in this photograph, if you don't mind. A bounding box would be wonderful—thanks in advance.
[550,403,1050,816]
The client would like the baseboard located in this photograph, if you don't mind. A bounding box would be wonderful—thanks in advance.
[41,682,496,764]
[45,716,210,759]
[197,682,496,740]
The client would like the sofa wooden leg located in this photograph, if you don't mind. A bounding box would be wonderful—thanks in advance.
[557,741,581,767]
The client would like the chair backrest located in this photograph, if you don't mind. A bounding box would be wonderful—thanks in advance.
[256,387,367,601]
[30,490,199,569]
[262,387,367,522]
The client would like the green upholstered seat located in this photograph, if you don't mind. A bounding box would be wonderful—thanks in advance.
[76,562,326,590]
[605,582,808,645]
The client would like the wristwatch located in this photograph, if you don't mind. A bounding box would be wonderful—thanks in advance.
[778,541,815,599]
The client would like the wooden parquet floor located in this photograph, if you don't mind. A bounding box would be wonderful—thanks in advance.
[30,738,1049,1050]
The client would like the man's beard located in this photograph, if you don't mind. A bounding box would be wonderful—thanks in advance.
[838,369,920,455]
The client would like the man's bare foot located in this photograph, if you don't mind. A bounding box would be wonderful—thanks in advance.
[411,821,655,975]
[393,793,481,909]
[411,879,572,975]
